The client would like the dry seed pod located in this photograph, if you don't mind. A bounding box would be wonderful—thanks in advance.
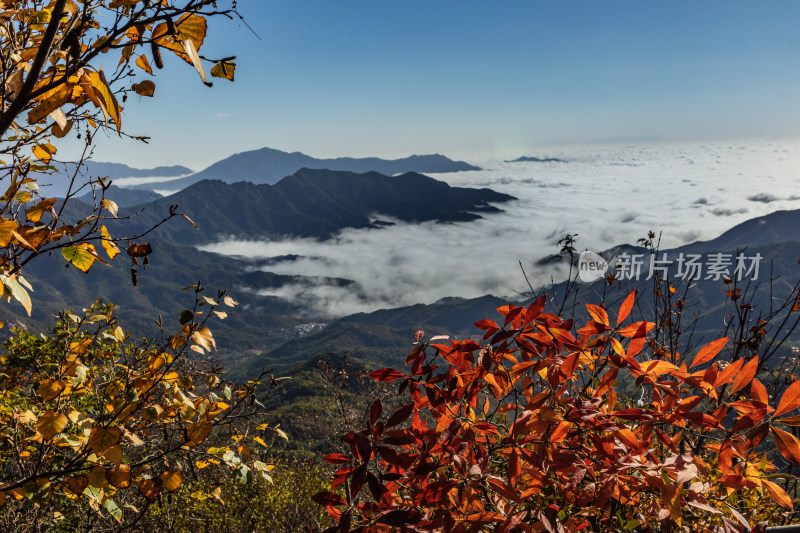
[151,42,163,69]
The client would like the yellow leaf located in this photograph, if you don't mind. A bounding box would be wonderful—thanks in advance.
[80,70,121,133]
[273,427,288,442]
[88,426,121,454]
[160,470,183,492]
[190,327,215,351]
[100,198,118,217]
[36,410,67,441]
[135,54,153,74]
[39,379,66,401]
[186,420,211,445]
[32,143,56,163]
[100,225,120,260]
[210,60,235,81]
[0,219,17,246]
[69,338,92,355]
[102,443,123,466]
[106,465,131,489]
[26,198,56,223]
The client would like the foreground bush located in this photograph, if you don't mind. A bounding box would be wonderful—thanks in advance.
[142,459,331,531]
[0,293,281,531]
[317,292,800,532]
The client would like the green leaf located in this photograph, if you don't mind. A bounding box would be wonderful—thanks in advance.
[23,479,51,504]
[104,498,122,522]
[179,309,194,326]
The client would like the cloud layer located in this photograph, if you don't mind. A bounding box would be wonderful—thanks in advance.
[200,139,800,317]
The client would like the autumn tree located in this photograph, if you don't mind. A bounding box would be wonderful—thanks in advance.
[316,292,800,532]
[0,0,238,311]
[0,1,293,529]
[0,289,290,531]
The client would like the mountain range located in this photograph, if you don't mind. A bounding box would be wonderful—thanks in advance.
[128,147,482,191]
[117,167,515,244]
[45,161,191,197]
[506,156,566,163]
[8,158,800,411]
[0,168,516,371]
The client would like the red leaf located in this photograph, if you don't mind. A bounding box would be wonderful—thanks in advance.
[369,398,383,425]
[508,449,521,486]
[386,403,414,428]
[524,296,546,324]
[474,319,499,331]
[370,368,406,382]
[731,355,758,394]
[689,336,729,368]
[616,290,636,325]
[311,491,346,507]
[322,453,351,465]
[775,380,800,418]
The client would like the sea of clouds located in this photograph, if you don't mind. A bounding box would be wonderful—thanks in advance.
[199,139,800,317]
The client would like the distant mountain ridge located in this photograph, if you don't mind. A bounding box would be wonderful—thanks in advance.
[47,161,192,197]
[122,167,515,243]
[506,156,566,163]
[79,185,162,208]
[135,147,482,191]
[77,161,193,178]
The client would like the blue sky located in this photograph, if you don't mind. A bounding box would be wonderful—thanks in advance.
[72,1,800,170]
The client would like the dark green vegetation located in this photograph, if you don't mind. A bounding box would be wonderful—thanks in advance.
[136,146,482,190]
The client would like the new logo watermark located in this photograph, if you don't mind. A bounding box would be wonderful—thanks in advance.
[578,251,608,283]
[576,251,763,283]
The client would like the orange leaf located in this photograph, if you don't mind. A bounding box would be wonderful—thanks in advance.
[617,290,635,326]
[713,358,744,388]
[731,355,758,394]
[689,337,728,368]
[763,479,794,509]
[772,426,800,464]
[617,321,654,338]
[586,304,609,327]
[751,379,769,405]
[775,380,800,418]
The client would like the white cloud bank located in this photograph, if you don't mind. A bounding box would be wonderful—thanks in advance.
[199,139,800,317]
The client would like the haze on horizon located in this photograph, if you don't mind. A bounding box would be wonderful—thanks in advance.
[62,1,800,170]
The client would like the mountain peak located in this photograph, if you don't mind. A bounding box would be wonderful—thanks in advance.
[133,147,481,192]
